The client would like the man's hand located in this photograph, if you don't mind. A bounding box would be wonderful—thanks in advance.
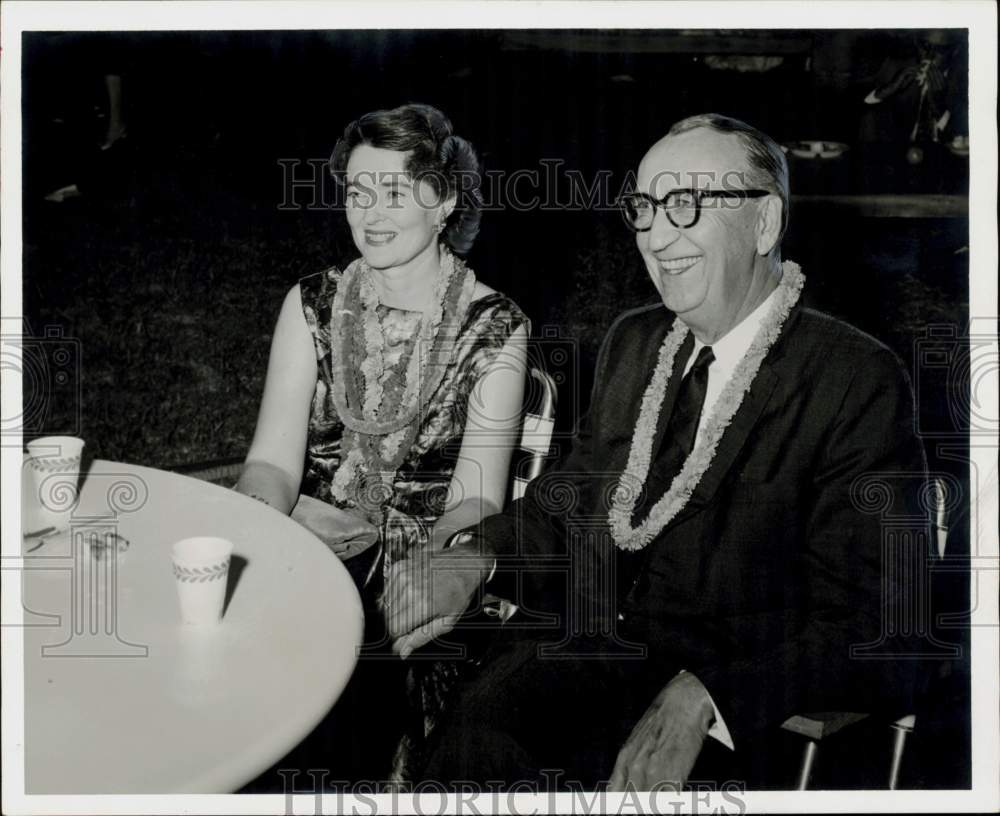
[608,672,715,791]
[383,537,494,659]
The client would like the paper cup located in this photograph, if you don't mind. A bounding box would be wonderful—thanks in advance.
[171,537,233,626]
[25,436,85,527]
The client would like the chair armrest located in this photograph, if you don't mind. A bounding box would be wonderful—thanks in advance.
[781,711,870,740]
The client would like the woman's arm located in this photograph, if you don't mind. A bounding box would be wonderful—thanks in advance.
[235,284,317,514]
[428,324,529,549]
[384,324,527,654]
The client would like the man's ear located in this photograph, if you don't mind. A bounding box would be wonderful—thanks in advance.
[755,195,783,256]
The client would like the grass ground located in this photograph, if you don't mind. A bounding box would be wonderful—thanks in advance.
[22,146,344,467]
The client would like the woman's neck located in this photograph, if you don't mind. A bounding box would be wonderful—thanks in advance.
[370,243,441,312]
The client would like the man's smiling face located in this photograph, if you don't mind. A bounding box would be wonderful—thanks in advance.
[635,128,769,340]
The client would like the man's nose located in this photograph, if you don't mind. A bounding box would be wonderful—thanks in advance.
[646,208,682,251]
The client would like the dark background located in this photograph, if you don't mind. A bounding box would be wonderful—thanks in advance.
[20,28,972,789]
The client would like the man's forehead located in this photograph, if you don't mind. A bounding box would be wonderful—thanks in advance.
[636,128,750,191]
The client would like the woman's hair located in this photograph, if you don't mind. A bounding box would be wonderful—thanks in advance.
[329,103,483,255]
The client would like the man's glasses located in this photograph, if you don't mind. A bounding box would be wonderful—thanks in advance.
[618,188,771,231]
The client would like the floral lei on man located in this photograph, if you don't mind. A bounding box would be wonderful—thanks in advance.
[609,261,805,551]
[328,246,476,523]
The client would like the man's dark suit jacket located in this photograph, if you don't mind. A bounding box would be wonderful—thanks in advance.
[476,301,929,749]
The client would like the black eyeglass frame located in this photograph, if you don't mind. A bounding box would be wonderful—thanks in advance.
[618,188,772,231]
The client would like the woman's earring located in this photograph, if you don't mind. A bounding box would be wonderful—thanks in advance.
[436,222,446,234]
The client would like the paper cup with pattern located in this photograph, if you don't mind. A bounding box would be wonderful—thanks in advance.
[171,537,233,626]
[25,436,85,528]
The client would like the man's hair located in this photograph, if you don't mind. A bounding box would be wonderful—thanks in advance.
[668,113,789,247]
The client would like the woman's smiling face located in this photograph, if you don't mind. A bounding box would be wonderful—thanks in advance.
[344,144,448,271]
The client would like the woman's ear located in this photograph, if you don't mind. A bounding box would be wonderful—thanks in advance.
[440,192,458,224]
[756,194,783,256]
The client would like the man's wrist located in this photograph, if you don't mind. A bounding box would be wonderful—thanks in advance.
[671,671,716,734]
[442,531,497,583]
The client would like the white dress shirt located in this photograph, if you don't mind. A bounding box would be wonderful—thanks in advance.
[683,286,782,445]
[677,285,781,751]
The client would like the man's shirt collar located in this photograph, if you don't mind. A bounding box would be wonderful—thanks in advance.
[688,286,782,374]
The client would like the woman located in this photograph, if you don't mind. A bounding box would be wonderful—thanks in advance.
[237,103,528,781]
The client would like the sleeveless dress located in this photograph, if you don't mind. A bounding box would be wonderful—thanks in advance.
[298,265,529,781]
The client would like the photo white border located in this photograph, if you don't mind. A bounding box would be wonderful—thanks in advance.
[2,2,996,814]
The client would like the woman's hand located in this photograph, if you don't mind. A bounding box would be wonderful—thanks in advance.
[383,537,494,659]
[289,494,379,559]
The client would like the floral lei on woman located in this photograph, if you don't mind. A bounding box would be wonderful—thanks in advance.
[328,246,476,521]
[609,261,805,551]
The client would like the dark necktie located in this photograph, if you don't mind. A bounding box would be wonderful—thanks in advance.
[656,344,716,471]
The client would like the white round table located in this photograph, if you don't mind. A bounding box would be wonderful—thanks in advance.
[21,459,363,794]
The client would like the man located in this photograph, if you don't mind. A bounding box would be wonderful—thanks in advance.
[384,113,928,789]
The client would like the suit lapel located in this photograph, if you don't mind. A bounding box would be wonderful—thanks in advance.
[663,364,780,530]
[637,305,802,534]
